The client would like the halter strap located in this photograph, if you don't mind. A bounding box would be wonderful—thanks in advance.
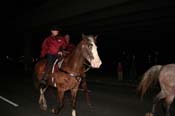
[59,68,83,78]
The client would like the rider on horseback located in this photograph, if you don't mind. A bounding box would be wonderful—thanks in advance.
[62,35,75,56]
[40,26,69,85]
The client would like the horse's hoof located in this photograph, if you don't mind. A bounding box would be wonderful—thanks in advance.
[51,108,59,114]
[145,112,154,116]
[40,105,47,111]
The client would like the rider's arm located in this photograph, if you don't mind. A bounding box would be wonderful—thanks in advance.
[40,37,49,58]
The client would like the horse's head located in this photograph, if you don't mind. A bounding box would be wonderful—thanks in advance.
[81,34,102,68]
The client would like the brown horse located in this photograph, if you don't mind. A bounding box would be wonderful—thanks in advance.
[138,64,175,116]
[34,34,102,116]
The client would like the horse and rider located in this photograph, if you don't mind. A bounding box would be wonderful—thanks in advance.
[39,26,75,85]
[34,25,102,116]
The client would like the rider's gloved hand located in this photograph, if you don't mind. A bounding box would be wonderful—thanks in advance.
[57,52,63,60]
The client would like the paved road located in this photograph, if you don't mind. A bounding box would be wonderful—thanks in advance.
[0,73,174,116]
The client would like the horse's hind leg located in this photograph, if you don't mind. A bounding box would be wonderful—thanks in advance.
[39,88,48,111]
[151,91,165,115]
[164,95,174,116]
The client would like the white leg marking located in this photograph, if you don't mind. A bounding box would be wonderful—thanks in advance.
[54,82,57,87]
[72,109,76,116]
[39,88,44,104]
[52,77,54,83]
[39,88,47,109]
[0,96,19,107]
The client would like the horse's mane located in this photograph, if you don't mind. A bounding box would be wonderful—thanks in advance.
[66,38,84,58]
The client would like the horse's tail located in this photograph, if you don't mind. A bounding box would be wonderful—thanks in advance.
[138,65,162,99]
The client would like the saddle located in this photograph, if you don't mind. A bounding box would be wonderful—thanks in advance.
[51,58,64,73]
[42,57,63,87]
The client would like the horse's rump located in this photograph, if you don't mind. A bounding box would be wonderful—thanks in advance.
[34,59,47,81]
[34,58,60,83]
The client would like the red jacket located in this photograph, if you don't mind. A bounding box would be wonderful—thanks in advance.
[40,36,68,58]
[66,43,75,52]
[62,43,76,57]
[117,62,123,72]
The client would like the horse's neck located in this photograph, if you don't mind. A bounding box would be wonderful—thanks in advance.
[62,43,84,72]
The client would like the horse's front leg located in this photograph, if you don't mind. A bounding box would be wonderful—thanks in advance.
[51,90,65,114]
[71,86,79,116]
[81,78,91,106]
[165,104,170,116]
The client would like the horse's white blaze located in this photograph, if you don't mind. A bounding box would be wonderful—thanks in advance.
[88,37,102,68]
[72,109,76,116]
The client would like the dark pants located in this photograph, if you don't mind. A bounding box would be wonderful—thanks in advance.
[42,54,57,81]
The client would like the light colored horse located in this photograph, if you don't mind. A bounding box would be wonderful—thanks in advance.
[138,64,175,116]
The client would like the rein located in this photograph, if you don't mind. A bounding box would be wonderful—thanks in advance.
[83,62,91,73]
[59,68,82,82]
[58,62,91,81]
[59,68,83,78]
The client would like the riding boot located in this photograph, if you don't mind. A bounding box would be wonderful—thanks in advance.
[40,74,48,88]
[40,67,50,86]
[40,65,50,86]
[40,54,56,86]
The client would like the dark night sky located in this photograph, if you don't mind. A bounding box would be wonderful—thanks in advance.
[2,0,175,69]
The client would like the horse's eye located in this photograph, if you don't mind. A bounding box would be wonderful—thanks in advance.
[88,44,93,49]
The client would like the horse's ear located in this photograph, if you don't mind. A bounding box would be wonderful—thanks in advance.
[95,35,98,39]
[94,35,98,41]
[82,33,86,39]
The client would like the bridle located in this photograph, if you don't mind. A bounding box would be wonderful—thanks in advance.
[83,62,91,73]
[59,61,91,79]
[58,38,94,80]
[58,57,92,83]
